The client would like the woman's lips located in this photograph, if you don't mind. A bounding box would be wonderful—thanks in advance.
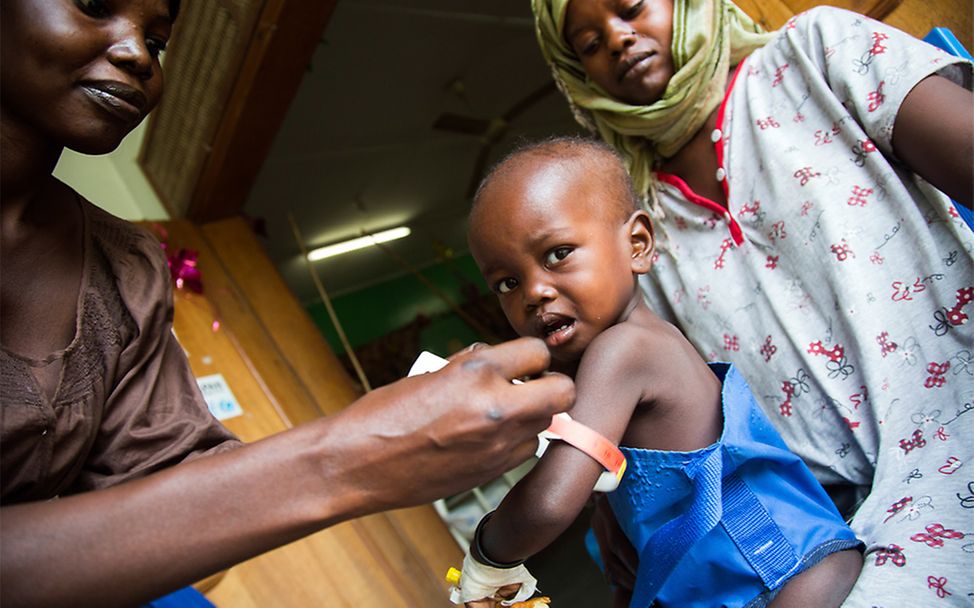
[80,81,147,123]
[617,52,654,82]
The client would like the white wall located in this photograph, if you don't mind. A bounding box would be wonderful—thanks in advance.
[53,120,170,221]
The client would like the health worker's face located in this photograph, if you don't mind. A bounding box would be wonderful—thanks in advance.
[564,0,675,106]
[1,0,172,154]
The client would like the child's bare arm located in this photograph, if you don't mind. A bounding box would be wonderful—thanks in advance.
[477,327,650,565]
[893,74,974,209]
[477,320,722,565]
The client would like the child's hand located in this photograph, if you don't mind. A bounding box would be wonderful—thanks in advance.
[463,583,521,607]
[448,550,539,605]
[464,586,551,607]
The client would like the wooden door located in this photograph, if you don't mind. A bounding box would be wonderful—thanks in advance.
[155,217,462,606]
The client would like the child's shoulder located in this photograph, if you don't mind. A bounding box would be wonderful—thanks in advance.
[582,313,686,375]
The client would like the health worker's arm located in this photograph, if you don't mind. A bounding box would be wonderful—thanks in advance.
[0,338,573,608]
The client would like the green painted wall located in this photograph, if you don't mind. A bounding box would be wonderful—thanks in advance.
[307,254,490,355]
[54,120,170,221]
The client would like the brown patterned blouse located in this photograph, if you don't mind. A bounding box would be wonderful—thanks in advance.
[1,198,240,504]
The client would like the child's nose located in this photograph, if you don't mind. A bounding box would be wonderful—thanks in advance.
[524,276,557,308]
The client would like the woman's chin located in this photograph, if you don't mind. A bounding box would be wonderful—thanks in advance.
[65,135,127,156]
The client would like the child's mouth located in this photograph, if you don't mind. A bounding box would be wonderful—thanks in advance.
[540,315,576,347]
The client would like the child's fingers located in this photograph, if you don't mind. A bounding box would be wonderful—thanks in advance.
[461,583,529,607]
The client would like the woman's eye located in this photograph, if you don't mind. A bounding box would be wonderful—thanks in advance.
[495,278,518,295]
[623,0,645,19]
[580,36,600,56]
[76,0,110,18]
[146,37,168,58]
[545,247,573,265]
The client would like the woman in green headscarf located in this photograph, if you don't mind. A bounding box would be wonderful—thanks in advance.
[533,0,771,207]
[528,2,973,607]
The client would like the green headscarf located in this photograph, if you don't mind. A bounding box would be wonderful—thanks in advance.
[532,0,772,203]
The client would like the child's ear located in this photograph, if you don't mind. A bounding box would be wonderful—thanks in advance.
[627,210,655,274]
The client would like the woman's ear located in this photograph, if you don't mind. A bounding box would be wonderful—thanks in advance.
[627,210,655,274]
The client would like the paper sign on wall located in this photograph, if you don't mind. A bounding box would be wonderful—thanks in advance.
[196,373,244,420]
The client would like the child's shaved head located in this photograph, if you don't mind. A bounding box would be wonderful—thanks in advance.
[472,136,639,224]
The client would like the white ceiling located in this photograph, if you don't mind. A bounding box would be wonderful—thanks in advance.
[243,0,582,303]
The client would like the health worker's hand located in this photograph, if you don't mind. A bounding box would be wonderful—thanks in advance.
[327,337,574,512]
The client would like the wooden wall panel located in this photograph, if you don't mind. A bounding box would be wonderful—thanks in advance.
[734,0,799,31]
[164,219,326,427]
[781,0,902,21]
[734,0,903,37]
[156,219,462,606]
[171,275,291,443]
[884,0,972,51]
[736,0,971,50]
[198,218,362,415]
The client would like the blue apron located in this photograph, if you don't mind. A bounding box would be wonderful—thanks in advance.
[606,363,861,608]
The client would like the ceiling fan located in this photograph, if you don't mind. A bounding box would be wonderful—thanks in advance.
[432,80,557,199]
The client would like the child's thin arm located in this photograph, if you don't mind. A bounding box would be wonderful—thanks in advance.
[893,74,974,209]
[477,331,647,565]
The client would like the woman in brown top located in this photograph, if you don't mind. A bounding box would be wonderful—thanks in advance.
[0,1,574,606]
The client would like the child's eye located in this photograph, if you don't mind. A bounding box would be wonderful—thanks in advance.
[76,0,110,18]
[545,247,573,266]
[495,278,519,294]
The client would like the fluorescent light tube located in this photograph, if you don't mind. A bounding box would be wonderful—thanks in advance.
[307,226,411,261]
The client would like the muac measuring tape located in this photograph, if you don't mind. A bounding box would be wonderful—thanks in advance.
[407,351,627,492]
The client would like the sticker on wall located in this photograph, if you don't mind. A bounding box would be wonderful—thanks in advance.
[196,373,244,420]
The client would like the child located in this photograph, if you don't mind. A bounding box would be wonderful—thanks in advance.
[451,136,863,608]
[532,1,974,603]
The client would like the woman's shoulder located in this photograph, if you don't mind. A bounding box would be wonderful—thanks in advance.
[754,5,873,56]
[80,197,173,317]
[82,198,168,273]
[786,5,863,30]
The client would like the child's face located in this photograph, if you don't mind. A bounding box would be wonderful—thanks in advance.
[469,156,650,367]
[564,0,675,106]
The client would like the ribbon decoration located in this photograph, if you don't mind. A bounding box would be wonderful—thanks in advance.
[151,223,218,332]
[164,245,204,294]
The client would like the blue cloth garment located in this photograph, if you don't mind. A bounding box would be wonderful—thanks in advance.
[143,586,215,608]
[606,363,862,608]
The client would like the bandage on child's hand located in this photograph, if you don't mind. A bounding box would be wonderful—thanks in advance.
[464,592,552,608]
[447,554,542,606]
